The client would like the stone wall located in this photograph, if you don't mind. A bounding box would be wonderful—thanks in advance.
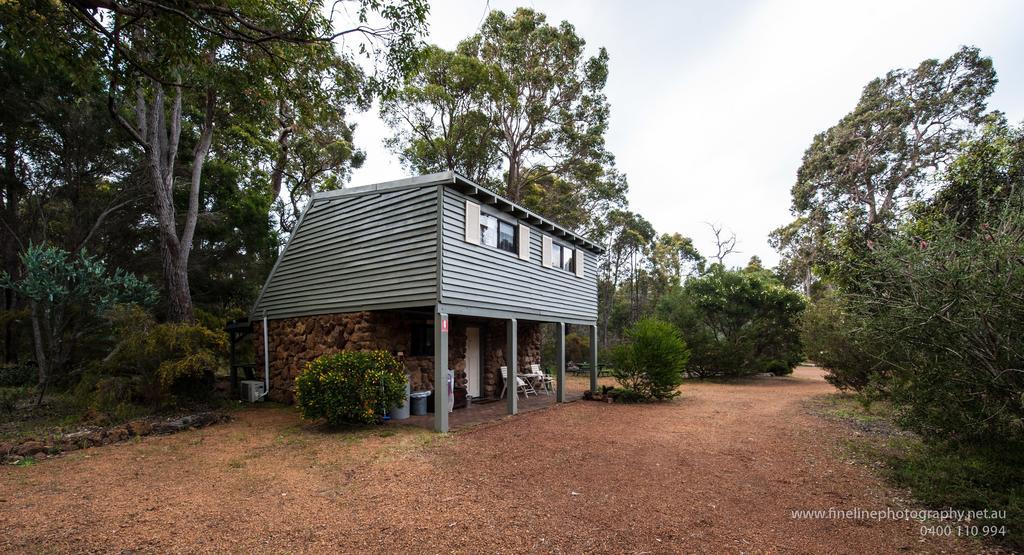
[254,311,543,403]
[479,320,542,398]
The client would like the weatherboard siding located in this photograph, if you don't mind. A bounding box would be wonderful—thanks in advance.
[440,187,598,321]
[253,185,439,319]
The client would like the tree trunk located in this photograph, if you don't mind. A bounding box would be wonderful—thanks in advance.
[507,156,521,202]
[28,300,49,407]
[160,236,194,324]
[118,75,214,324]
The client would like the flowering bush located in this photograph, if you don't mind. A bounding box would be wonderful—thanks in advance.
[295,350,407,425]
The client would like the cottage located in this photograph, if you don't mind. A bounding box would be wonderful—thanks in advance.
[252,171,602,432]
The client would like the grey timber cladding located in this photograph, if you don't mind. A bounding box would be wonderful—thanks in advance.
[440,187,598,321]
[252,184,438,318]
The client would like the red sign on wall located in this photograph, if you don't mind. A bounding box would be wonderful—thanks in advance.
[441,319,449,333]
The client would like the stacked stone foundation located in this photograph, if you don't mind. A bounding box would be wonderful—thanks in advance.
[254,311,541,404]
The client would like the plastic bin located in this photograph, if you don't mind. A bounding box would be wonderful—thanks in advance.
[390,380,411,420]
[410,390,431,416]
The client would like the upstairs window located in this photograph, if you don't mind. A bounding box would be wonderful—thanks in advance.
[561,246,575,273]
[480,213,517,254]
[550,242,575,273]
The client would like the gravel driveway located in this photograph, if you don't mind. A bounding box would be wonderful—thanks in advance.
[0,366,970,553]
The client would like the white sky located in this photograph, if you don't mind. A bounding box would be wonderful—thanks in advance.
[346,0,1024,268]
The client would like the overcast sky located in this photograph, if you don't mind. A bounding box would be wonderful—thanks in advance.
[346,0,1024,267]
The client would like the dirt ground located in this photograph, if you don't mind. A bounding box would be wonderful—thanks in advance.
[0,367,975,553]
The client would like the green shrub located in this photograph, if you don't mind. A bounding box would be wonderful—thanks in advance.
[0,364,35,387]
[610,319,689,401]
[610,387,647,403]
[0,387,28,413]
[76,305,225,411]
[0,244,156,399]
[800,292,885,391]
[764,360,792,376]
[657,266,805,378]
[840,203,1024,446]
[295,350,407,425]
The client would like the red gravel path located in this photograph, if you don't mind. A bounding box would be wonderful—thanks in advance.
[0,367,971,553]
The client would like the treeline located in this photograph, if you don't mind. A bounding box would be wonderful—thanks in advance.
[775,46,1023,540]
[0,3,812,418]
[382,8,807,377]
[0,0,429,413]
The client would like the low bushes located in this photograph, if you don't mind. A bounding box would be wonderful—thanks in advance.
[0,364,35,387]
[295,350,407,425]
[887,441,1024,551]
[76,305,226,414]
[610,319,689,401]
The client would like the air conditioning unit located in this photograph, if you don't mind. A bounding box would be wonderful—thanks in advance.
[240,380,266,402]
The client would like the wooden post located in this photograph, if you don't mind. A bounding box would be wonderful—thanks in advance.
[507,318,518,415]
[434,310,449,432]
[556,322,566,402]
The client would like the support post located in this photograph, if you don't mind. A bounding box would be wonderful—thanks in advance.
[228,329,237,397]
[555,322,566,402]
[433,310,449,432]
[589,324,598,393]
[506,318,518,415]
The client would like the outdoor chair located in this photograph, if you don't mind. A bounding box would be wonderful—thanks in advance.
[529,363,554,395]
[498,366,507,398]
[516,376,537,398]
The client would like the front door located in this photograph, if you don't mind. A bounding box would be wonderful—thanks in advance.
[466,327,481,397]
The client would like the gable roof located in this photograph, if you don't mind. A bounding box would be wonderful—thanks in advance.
[314,171,605,254]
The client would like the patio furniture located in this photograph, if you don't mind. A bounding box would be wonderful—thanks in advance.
[498,366,508,399]
[516,376,536,398]
[528,363,554,395]
[499,366,537,399]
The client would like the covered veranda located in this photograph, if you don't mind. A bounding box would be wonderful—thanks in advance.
[427,304,600,433]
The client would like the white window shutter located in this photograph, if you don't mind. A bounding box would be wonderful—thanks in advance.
[518,225,530,261]
[542,236,552,267]
[575,248,585,277]
[464,201,480,244]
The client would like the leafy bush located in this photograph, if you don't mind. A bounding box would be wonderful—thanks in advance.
[658,266,805,378]
[843,205,1024,447]
[76,305,226,410]
[0,245,155,398]
[0,387,28,413]
[295,350,407,425]
[0,364,35,387]
[610,319,689,401]
[764,360,792,376]
[800,292,886,391]
[610,387,647,403]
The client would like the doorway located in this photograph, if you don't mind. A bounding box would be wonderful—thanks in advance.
[465,326,481,397]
